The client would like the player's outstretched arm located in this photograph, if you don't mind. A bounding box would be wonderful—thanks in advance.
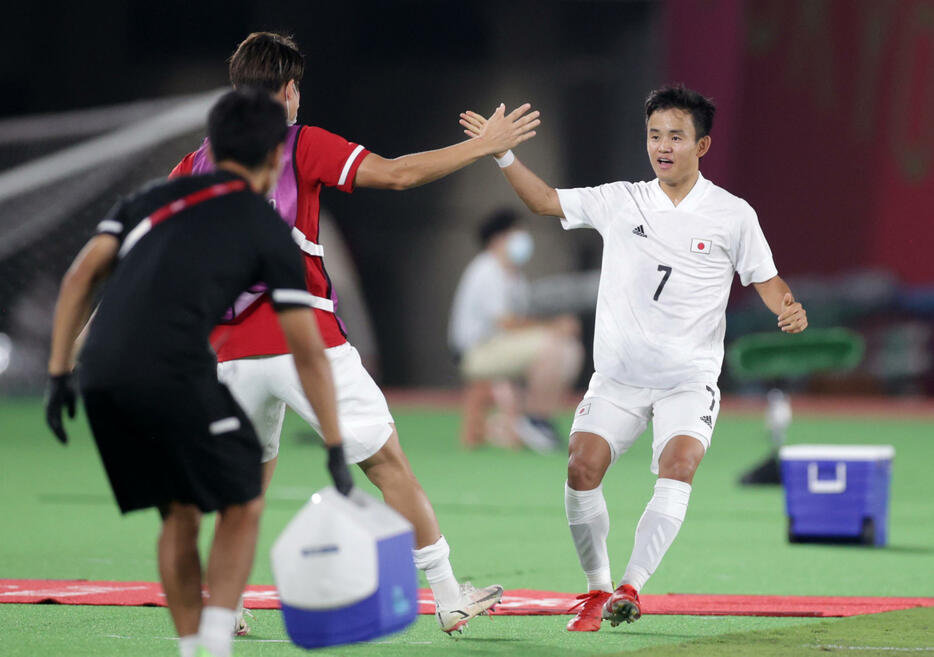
[459,109,563,217]
[753,275,808,334]
[277,308,353,494]
[46,235,119,443]
[353,103,540,190]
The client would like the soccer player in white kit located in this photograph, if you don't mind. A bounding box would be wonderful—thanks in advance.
[460,85,808,631]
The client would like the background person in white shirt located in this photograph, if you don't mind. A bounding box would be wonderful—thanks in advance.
[460,85,807,631]
[449,209,583,451]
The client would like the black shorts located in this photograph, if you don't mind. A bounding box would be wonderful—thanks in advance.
[80,374,262,514]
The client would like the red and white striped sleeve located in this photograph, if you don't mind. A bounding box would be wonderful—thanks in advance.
[295,126,369,193]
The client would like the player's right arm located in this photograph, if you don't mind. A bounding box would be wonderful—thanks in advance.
[276,308,341,449]
[459,109,563,218]
[276,306,353,495]
[354,103,540,190]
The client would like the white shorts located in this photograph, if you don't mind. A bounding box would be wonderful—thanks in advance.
[570,372,720,474]
[216,343,394,464]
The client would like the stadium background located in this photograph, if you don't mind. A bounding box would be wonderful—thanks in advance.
[2,0,931,393]
[1,2,933,656]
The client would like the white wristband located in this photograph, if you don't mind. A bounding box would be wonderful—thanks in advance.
[494,150,515,168]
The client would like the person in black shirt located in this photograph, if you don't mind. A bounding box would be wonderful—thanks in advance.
[45,89,353,657]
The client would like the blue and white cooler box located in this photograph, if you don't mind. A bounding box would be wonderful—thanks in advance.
[271,487,417,648]
[779,444,895,546]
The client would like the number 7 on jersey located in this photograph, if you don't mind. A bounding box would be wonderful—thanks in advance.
[654,265,672,301]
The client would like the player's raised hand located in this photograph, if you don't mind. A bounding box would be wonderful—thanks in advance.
[460,110,487,140]
[45,373,77,444]
[461,103,540,157]
[777,293,808,334]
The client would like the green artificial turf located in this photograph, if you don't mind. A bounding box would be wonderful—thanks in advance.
[2,397,933,656]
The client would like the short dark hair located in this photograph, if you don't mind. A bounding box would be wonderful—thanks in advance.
[229,32,304,92]
[208,88,287,169]
[478,209,519,247]
[644,85,716,140]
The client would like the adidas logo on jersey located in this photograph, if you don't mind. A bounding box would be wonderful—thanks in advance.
[700,415,712,428]
[632,225,647,238]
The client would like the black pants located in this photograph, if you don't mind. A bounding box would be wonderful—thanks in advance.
[81,374,262,514]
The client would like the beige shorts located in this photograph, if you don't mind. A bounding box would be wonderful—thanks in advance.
[216,343,393,464]
[461,327,550,380]
[570,372,720,474]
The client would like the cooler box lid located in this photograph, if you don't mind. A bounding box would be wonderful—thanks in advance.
[271,487,378,610]
[779,444,895,461]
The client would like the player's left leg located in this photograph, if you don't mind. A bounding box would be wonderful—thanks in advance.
[604,382,717,626]
[157,502,203,656]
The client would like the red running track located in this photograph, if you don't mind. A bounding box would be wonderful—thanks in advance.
[2,580,932,618]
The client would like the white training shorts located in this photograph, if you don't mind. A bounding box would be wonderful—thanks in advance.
[216,343,394,464]
[570,371,720,474]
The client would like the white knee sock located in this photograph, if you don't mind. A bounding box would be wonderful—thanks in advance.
[413,536,461,607]
[565,481,613,593]
[621,478,692,591]
[198,606,235,657]
[178,635,198,657]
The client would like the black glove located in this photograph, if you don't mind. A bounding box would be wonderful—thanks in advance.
[327,444,353,496]
[45,373,77,445]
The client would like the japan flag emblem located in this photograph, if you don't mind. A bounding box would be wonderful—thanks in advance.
[691,238,712,254]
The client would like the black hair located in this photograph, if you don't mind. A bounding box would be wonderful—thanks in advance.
[644,84,716,140]
[478,209,519,247]
[208,88,287,169]
[229,32,304,92]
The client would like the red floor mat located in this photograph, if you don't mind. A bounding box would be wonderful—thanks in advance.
[2,579,932,618]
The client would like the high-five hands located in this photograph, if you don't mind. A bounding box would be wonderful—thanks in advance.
[778,293,808,333]
[462,104,539,157]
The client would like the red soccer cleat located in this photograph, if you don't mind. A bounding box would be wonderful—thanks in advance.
[566,590,612,632]
[602,584,641,626]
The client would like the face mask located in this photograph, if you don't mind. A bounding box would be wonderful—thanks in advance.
[506,230,534,266]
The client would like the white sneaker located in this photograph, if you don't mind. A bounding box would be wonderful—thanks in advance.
[515,416,560,453]
[435,582,504,634]
[233,597,253,636]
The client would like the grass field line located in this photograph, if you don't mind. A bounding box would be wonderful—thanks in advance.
[105,635,293,643]
[803,646,934,652]
[103,634,437,645]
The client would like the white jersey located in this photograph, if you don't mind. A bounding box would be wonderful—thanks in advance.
[448,252,530,354]
[557,172,777,389]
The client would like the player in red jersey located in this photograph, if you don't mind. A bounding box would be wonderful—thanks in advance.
[171,32,539,635]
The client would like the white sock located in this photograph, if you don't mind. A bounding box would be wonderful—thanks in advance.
[565,481,613,593]
[178,635,198,657]
[198,606,236,657]
[413,536,460,607]
[621,478,692,591]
